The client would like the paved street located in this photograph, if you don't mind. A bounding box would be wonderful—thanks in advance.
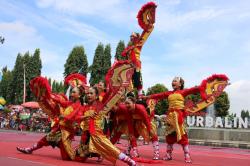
[0,130,250,166]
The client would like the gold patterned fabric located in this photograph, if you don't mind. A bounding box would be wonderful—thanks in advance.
[165,111,186,142]
[168,93,185,110]
[81,110,103,132]
[134,120,150,142]
[61,129,75,160]
[89,131,120,164]
[166,93,187,141]
[116,121,129,135]
[46,130,61,143]
[80,106,121,164]
[150,120,158,139]
[134,120,157,142]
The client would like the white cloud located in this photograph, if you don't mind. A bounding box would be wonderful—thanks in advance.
[0,0,117,44]
[242,40,250,54]
[36,0,136,28]
[0,21,43,52]
[0,1,57,29]
[142,61,171,90]
[37,0,121,15]
[156,7,226,33]
[161,0,181,6]
[227,80,250,116]
[60,18,111,43]
[0,21,64,81]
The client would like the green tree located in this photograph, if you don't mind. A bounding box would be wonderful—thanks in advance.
[52,80,56,92]
[9,50,42,104]
[58,81,65,93]
[227,112,237,125]
[64,46,88,77]
[241,110,245,119]
[214,92,230,117]
[48,77,52,86]
[146,84,168,115]
[10,53,25,104]
[246,110,250,118]
[89,43,104,85]
[26,49,42,101]
[0,66,13,103]
[51,80,64,93]
[115,40,127,60]
[20,52,32,103]
[30,49,42,78]
[241,110,250,119]
[102,44,112,79]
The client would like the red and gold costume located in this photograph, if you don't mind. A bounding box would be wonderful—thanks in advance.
[98,91,106,102]
[121,2,156,93]
[148,87,201,145]
[17,74,86,161]
[111,103,150,145]
[110,103,162,160]
[76,101,126,164]
[147,74,229,162]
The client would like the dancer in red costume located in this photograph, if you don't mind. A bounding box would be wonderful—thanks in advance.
[97,81,106,102]
[111,96,160,160]
[143,75,229,163]
[122,2,156,96]
[69,87,138,166]
[17,74,86,161]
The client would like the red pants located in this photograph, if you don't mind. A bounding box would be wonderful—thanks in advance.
[37,136,49,147]
[166,134,189,145]
[110,131,122,144]
[37,135,71,160]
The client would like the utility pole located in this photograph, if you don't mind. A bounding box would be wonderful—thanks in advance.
[23,63,26,103]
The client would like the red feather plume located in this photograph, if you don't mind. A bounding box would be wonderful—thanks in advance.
[64,73,87,87]
[137,2,157,30]
[199,74,229,100]
[30,76,51,99]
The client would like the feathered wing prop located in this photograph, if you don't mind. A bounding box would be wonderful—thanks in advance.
[185,74,229,113]
[137,2,157,30]
[31,76,78,161]
[101,60,134,113]
[30,77,63,118]
[121,2,156,58]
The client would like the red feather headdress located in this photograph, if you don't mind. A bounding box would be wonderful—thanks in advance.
[64,73,87,88]
[137,1,157,30]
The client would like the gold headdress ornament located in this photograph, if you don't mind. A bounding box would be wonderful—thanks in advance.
[64,73,87,88]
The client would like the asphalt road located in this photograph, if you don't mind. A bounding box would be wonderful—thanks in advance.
[0,130,250,166]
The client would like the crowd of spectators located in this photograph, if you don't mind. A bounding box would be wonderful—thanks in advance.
[0,106,51,133]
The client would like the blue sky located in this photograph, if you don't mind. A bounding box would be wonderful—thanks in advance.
[0,0,250,115]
